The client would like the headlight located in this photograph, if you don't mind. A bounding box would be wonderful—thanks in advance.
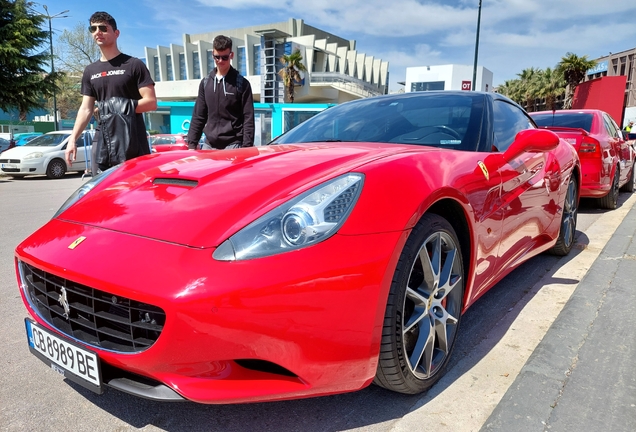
[213,173,364,261]
[52,165,120,219]
[23,152,44,160]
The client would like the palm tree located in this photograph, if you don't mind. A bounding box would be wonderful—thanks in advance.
[278,49,307,103]
[517,68,541,112]
[497,79,523,104]
[557,53,596,109]
[536,67,566,111]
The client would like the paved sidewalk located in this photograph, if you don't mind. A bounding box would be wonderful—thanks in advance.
[482,203,636,431]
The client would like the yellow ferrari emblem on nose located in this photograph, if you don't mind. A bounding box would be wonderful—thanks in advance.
[477,161,489,181]
[68,236,87,249]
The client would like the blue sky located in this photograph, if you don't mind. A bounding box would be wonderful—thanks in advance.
[39,0,636,92]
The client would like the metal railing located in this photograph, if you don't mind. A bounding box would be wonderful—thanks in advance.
[310,72,386,98]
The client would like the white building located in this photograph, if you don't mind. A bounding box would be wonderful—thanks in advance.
[144,18,389,104]
[405,64,493,93]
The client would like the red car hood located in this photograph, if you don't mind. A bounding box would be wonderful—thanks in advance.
[59,143,417,248]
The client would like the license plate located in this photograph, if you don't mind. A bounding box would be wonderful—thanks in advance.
[25,319,102,393]
[1,163,16,168]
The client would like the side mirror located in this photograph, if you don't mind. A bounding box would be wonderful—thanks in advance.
[503,128,559,161]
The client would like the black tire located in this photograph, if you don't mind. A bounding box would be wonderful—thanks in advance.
[375,214,464,394]
[598,167,619,209]
[620,163,635,193]
[548,176,578,256]
[46,159,67,179]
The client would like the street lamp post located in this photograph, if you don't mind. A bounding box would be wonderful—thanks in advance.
[42,5,69,131]
[472,0,482,91]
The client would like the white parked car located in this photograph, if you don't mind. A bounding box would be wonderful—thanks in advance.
[0,131,93,179]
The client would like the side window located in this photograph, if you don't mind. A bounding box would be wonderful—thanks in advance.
[75,135,85,148]
[602,114,620,139]
[492,100,534,152]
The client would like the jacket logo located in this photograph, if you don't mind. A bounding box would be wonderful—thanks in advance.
[58,287,70,320]
[68,236,86,249]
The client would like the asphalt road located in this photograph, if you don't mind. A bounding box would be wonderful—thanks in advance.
[0,172,632,432]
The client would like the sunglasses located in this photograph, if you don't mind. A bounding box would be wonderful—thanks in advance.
[213,54,231,61]
[89,25,109,33]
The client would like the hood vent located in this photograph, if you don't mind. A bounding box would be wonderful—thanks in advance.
[153,178,198,188]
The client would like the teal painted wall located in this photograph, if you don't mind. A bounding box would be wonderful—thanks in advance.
[157,101,335,142]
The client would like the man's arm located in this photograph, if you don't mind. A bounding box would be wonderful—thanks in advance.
[136,85,157,113]
[65,95,96,164]
[241,82,255,147]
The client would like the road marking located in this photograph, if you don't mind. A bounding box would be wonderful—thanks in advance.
[392,193,636,432]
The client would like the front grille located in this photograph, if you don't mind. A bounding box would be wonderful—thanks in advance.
[2,168,20,172]
[0,159,20,163]
[20,262,165,353]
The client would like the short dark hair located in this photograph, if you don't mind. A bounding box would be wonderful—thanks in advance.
[89,12,117,31]
[213,35,232,52]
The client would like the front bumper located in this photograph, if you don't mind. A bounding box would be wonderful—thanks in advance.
[16,219,407,403]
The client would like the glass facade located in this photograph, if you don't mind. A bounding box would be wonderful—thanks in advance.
[179,53,186,80]
[166,54,174,81]
[237,47,247,76]
[153,56,160,81]
[207,50,215,73]
[253,45,261,75]
[193,52,201,79]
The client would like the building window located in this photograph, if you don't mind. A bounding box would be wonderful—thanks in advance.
[411,81,445,91]
[166,54,174,81]
[254,109,272,146]
[179,52,186,80]
[237,46,247,76]
[207,49,215,73]
[153,55,160,81]
[253,44,261,75]
[283,110,322,133]
[193,51,201,79]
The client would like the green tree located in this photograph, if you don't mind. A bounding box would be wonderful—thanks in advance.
[517,67,541,112]
[56,22,101,75]
[45,22,101,120]
[278,49,307,103]
[497,79,523,104]
[557,52,596,109]
[536,67,565,111]
[0,0,59,120]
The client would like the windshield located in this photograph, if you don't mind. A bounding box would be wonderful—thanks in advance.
[24,134,68,147]
[532,113,594,132]
[271,92,484,151]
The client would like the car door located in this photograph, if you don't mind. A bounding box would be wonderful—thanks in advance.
[491,100,561,271]
[603,113,633,185]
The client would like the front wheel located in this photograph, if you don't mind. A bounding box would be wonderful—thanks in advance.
[46,159,67,179]
[375,214,464,394]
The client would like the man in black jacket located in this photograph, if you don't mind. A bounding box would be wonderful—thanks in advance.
[187,35,254,150]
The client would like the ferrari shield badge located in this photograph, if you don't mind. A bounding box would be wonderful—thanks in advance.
[477,161,489,181]
[68,236,86,250]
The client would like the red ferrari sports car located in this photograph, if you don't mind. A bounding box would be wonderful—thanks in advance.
[530,109,635,209]
[16,91,580,404]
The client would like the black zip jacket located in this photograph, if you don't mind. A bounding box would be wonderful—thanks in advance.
[187,67,255,149]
